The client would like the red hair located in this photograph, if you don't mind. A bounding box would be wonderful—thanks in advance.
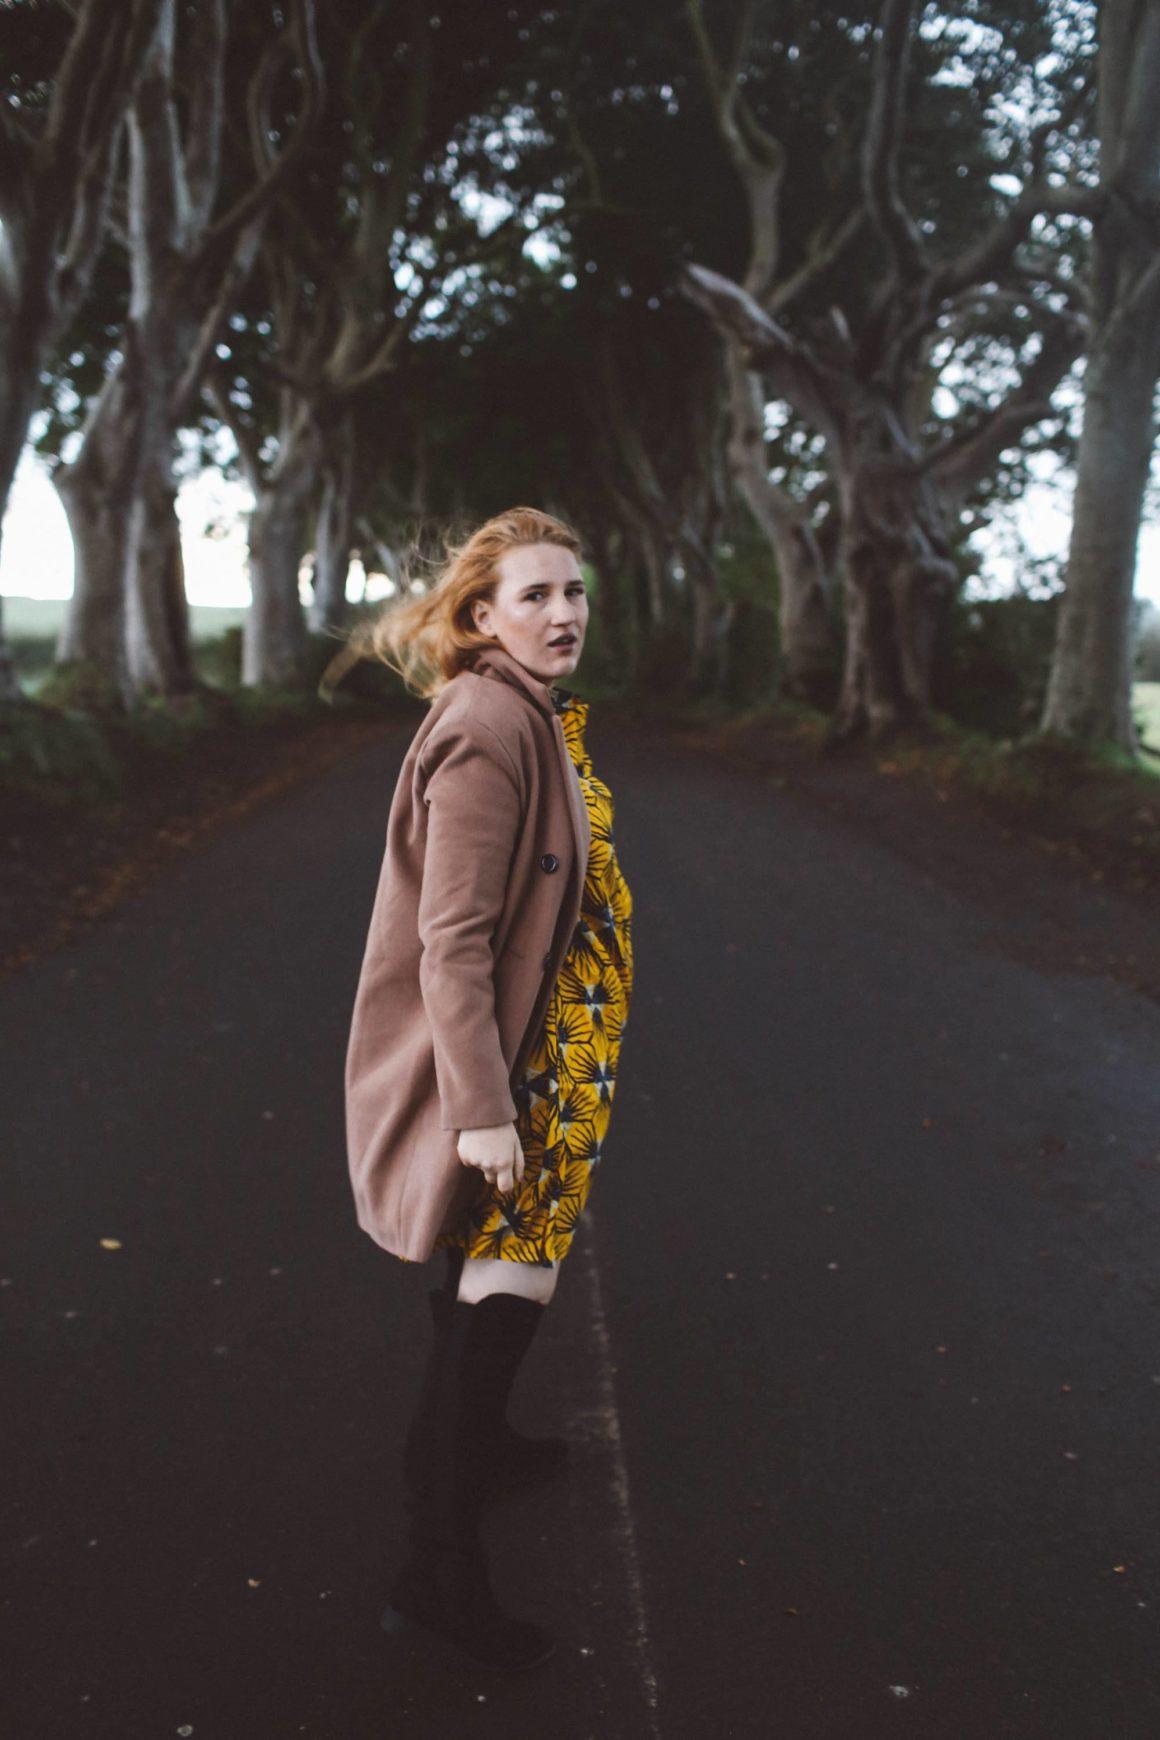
[338,506,583,702]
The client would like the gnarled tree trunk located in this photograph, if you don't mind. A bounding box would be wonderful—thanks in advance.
[834,404,959,739]
[54,361,135,686]
[684,0,1097,743]
[1040,0,1160,753]
[244,412,319,686]
[723,342,835,704]
[0,0,161,701]
[124,453,196,697]
[308,417,355,633]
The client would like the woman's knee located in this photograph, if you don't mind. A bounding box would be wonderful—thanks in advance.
[456,1255,559,1305]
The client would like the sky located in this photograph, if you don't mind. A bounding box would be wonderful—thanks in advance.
[0,448,379,609]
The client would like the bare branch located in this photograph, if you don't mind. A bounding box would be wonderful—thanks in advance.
[861,0,927,284]
[933,181,1104,305]
[924,310,1086,497]
[678,260,844,444]
[0,106,38,212]
[201,0,324,266]
[206,369,264,494]
[55,113,125,322]
[126,0,183,294]
[768,203,870,317]
[685,0,785,303]
[335,261,438,395]
[182,0,227,233]
[171,218,264,424]
[44,0,128,174]
[328,15,433,387]
[933,63,1101,301]
[558,2,605,207]
[723,336,816,543]
[1109,247,1160,340]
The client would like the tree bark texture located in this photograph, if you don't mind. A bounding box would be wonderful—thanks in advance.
[1040,0,1160,751]
[724,342,835,703]
[243,414,320,686]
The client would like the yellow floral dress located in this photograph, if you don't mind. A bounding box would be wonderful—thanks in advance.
[434,685,634,1266]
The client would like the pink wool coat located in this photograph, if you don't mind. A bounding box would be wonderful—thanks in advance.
[344,642,593,1262]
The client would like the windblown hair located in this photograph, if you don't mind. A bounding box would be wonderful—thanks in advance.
[336,506,583,703]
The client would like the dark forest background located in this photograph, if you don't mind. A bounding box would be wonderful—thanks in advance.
[2,0,1159,802]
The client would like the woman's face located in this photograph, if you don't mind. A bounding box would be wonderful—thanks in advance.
[472,542,589,685]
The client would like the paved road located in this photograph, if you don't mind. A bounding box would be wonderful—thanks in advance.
[4,708,1160,1739]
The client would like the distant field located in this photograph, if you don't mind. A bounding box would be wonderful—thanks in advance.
[3,595,247,642]
[1136,681,1160,751]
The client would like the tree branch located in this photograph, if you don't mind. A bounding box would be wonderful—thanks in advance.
[933,61,1101,302]
[768,203,869,317]
[44,0,130,177]
[678,260,844,444]
[171,218,265,424]
[685,0,786,303]
[55,110,125,323]
[206,369,264,494]
[1108,246,1160,342]
[200,0,323,269]
[923,309,1086,497]
[181,0,227,234]
[861,0,926,285]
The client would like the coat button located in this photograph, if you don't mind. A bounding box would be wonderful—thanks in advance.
[539,852,559,872]
[541,951,551,970]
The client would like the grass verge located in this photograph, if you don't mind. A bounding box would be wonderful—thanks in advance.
[0,674,412,978]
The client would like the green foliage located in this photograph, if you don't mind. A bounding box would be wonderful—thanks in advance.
[36,659,125,716]
[7,634,58,679]
[120,686,243,752]
[0,699,121,804]
[191,622,407,709]
[930,592,1061,738]
[1132,682,1160,753]
[192,624,243,687]
[631,620,700,707]
[720,597,781,708]
[1135,606,1160,682]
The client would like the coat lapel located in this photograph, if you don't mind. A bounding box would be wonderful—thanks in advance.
[469,643,591,898]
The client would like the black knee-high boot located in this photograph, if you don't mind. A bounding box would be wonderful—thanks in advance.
[426,1289,569,1504]
[430,1248,569,1500]
[383,1292,556,1672]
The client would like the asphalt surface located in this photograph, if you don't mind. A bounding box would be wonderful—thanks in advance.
[3,707,1160,1739]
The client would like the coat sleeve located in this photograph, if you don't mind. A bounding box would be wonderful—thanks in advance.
[416,712,522,1132]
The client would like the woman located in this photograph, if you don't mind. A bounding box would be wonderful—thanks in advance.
[343,506,635,1673]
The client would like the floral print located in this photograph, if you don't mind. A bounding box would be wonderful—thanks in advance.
[434,686,634,1265]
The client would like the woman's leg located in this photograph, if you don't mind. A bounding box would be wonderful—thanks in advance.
[456,1255,559,1305]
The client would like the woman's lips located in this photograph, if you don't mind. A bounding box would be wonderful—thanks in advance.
[549,636,577,648]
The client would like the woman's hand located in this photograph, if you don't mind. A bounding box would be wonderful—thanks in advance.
[457,1122,525,1194]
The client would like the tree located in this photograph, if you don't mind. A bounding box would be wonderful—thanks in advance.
[0,0,161,702]
[211,0,555,685]
[680,0,1096,741]
[1040,0,1160,753]
[685,0,860,703]
[54,0,322,704]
